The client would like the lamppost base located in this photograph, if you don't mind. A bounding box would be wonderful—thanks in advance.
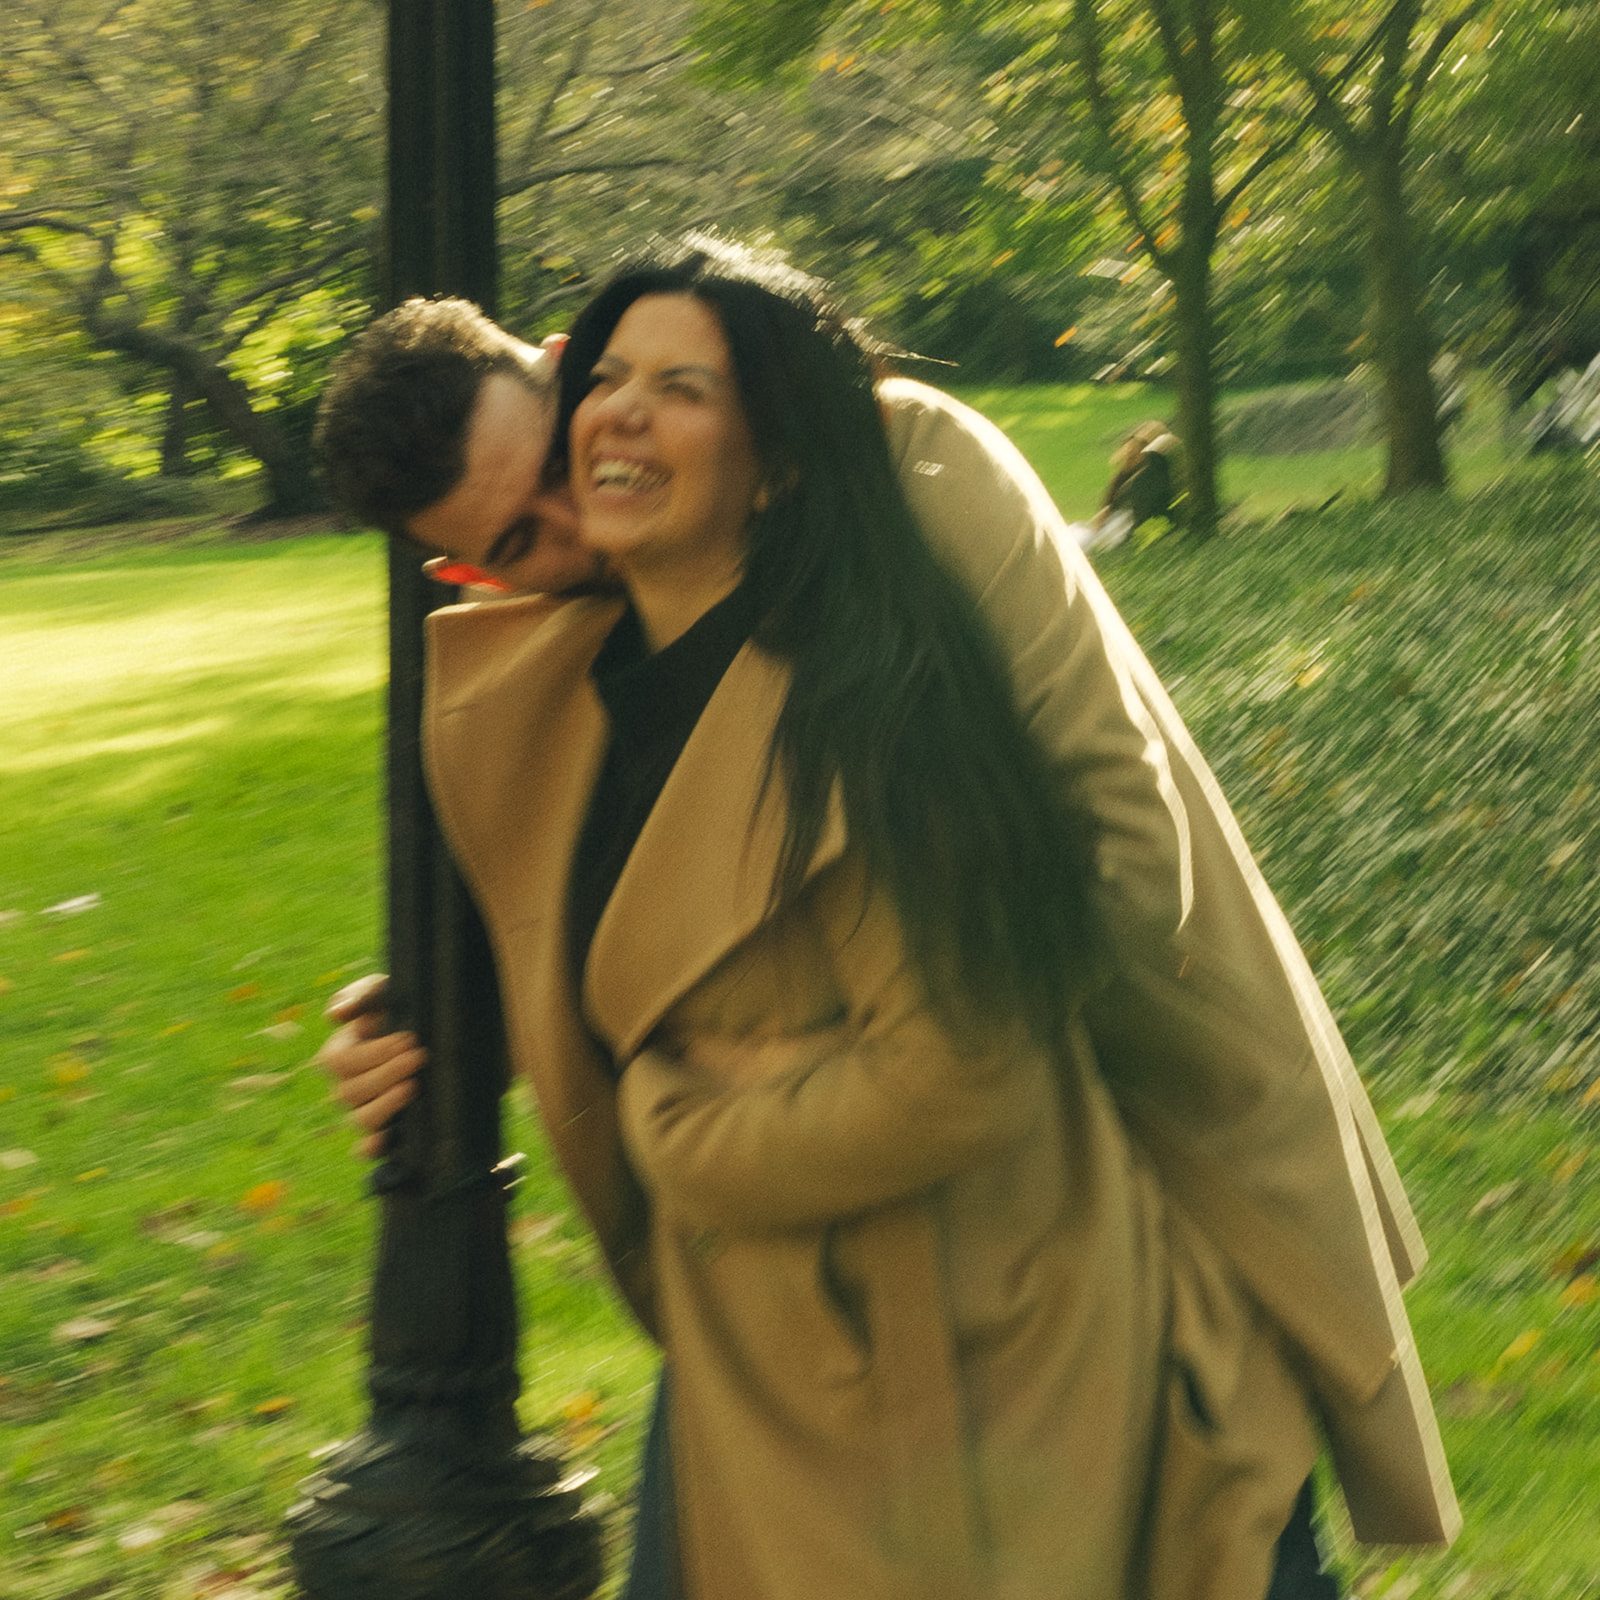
[286,1408,605,1600]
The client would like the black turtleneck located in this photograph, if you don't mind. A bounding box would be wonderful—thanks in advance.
[566,583,758,1021]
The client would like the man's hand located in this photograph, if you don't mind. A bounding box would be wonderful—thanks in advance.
[317,974,426,1159]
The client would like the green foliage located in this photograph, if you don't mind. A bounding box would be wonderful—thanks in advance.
[689,0,836,84]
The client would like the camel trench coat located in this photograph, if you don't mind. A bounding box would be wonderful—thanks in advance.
[878,380,1456,1548]
[426,593,1318,1600]
[422,379,1456,1594]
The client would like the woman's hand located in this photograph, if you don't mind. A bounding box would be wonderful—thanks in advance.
[316,974,427,1158]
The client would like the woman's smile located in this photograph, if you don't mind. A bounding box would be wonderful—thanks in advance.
[571,292,764,647]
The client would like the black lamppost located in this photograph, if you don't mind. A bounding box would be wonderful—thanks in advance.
[284,4,603,1595]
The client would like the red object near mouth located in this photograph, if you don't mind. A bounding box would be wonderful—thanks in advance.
[424,560,516,592]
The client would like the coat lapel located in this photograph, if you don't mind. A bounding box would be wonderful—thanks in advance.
[424,595,657,1290]
[585,640,847,1063]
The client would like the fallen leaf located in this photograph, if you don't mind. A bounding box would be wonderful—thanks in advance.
[239,1181,287,1215]
[117,1523,163,1552]
[1439,1378,1522,1418]
[0,976,13,995]
[43,1506,91,1535]
[1559,1275,1599,1310]
[150,1500,207,1530]
[1554,1151,1590,1183]
[227,984,262,1003]
[158,1021,193,1036]
[252,1021,303,1041]
[1,1149,39,1170]
[1550,1245,1600,1280]
[559,1390,607,1450]
[227,1073,288,1091]
[140,1199,202,1237]
[510,1214,563,1247]
[52,949,91,963]
[42,894,102,916]
[1546,842,1582,875]
[74,1167,109,1183]
[53,1315,118,1342]
[1470,1182,1518,1218]
[174,1230,227,1250]
[48,1055,91,1087]
[0,909,25,926]
[253,1396,294,1419]
[1495,1329,1543,1367]
[272,1004,305,1024]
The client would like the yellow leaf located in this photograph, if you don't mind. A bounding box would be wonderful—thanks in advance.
[253,1396,294,1418]
[74,1167,109,1183]
[1295,663,1326,689]
[1555,1151,1589,1183]
[1497,1329,1543,1365]
[1559,1275,1599,1309]
[1054,327,1078,347]
[239,1180,288,1215]
[49,1057,92,1087]
[53,949,91,963]
[158,1022,193,1037]
[0,976,13,994]
[1583,1078,1600,1107]
[227,983,262,1003]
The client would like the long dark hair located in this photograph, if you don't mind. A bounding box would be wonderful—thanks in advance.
[553,236,1104,1047]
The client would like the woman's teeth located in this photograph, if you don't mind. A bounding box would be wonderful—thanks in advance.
[593,459,668,492]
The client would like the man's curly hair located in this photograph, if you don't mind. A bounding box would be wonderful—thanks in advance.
[313,297,552,535]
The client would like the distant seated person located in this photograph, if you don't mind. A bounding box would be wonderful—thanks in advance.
[1076,420,1182,552]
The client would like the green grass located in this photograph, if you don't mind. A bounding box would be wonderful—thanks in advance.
[0,533,649,1598]
[2,420,1599,1597]
[953,378,1518,522]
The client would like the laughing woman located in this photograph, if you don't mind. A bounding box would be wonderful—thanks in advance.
[415,240,1325,1600]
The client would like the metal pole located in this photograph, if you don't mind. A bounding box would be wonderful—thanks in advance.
[286,5,603,1593]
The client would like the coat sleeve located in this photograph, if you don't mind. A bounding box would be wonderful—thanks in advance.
[615,878,1038,1232]
[879,379,1433,1404]
[879,377,1193,958]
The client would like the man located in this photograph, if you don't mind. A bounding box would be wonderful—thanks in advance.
[314,295,1457,1592]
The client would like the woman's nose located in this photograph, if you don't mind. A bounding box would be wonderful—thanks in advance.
[592,380,647,430]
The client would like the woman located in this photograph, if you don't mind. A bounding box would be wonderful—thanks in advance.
[416,239,1320,1599]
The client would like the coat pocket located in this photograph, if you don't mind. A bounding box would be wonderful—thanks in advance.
[1139,1207,1318,1600]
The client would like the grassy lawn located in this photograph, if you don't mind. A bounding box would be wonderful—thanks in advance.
[954,377,1517,522]
[2,413,1598,1597]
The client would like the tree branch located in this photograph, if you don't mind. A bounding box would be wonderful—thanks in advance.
[0,211,102,240]
[1070,0,1174,279]
[588,50,687,78]
[497,155,684,199]
[510,0,605,181]
[1395,2,1483,143]
[215,233,369,327]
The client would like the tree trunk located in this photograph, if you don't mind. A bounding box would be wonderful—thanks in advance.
[160,379,197,478]
[1170,250,1220,539]
[87,314,323,516]
[1360,143,1447,494]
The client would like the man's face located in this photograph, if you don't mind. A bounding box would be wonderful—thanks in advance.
[405,367,599,595]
